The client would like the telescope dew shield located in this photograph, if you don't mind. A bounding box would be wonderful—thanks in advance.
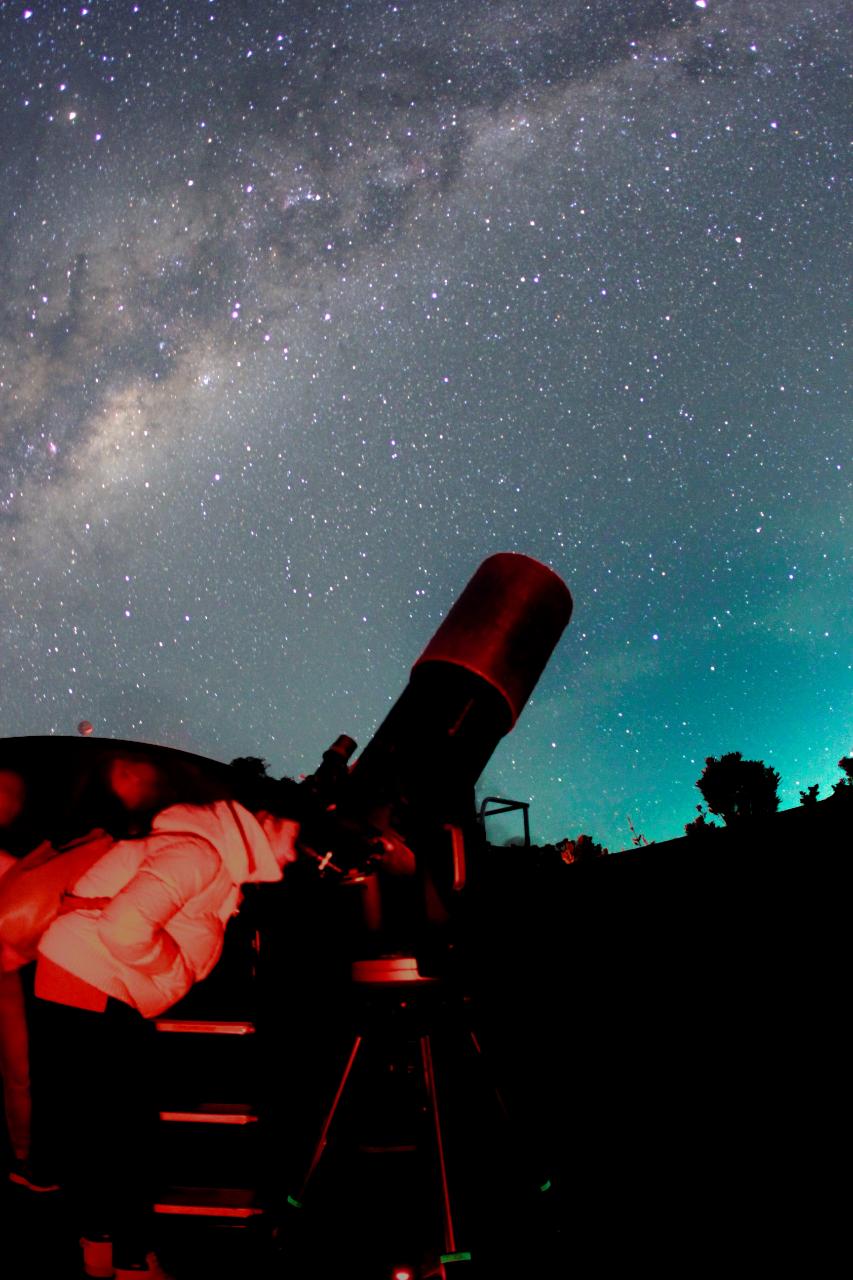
[413,552,573,728]
[347,554,573,823]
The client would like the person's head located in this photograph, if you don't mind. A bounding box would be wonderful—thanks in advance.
[0,769,26,829]
[106,755,169,814]
[255,810,301,869]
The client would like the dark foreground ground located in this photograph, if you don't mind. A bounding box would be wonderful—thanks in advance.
[1,804,841,1278]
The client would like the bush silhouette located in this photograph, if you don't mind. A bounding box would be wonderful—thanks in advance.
[560,833,609,863]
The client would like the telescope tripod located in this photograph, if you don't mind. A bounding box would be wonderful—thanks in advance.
[277,955,561,1279]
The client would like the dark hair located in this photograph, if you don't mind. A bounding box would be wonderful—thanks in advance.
[228,768,302,820]
[55,748,232,841]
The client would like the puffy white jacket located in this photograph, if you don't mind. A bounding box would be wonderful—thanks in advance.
[38,801,297,1017]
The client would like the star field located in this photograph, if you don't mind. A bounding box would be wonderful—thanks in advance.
[0,0,849,851]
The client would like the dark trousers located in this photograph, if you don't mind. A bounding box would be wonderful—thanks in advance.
[30,995,157,1267]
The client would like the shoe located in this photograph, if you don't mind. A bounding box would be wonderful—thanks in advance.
[113,1253,175,1280]
[7,1158,61,1192]
[81,1235,114,1279]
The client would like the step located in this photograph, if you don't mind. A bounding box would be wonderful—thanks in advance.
[153,1186,265,1220]
[155,1111,263,1186]
[159,1102,258,1125]
[155,1019,255,1036]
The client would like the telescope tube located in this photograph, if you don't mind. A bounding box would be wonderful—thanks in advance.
[345,554,572,826]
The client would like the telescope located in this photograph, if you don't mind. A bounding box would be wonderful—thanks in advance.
[277,553,573,1273]
[295,552,573,948]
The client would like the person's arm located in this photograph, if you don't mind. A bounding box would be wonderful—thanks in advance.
[56,829,120,912]
[96,835,220,976]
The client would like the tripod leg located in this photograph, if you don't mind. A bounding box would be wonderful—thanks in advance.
[289,1034,363,1207]
[419,1035,472,1273]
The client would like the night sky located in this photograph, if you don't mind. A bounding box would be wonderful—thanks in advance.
[1,0,849,852]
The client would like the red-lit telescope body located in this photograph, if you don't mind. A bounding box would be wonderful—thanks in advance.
[414,552,573,730]
[344,553,572,830]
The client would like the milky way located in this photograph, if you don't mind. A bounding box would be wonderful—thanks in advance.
[0,0,849,850]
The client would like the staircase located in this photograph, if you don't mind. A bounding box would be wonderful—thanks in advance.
[150,921,268,1228]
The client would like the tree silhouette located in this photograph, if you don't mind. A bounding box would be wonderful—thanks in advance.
[696,752,780,826]
[229,756,270,779]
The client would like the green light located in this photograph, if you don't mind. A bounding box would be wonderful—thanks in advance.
[439,1252,473,1264]
[540,1179,552,1192]
[286,1195,303,1209]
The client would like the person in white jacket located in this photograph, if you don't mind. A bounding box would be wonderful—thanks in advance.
[38,798,298,1018]
[33,795,300,1280]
